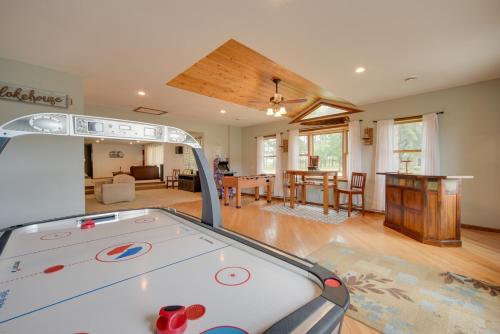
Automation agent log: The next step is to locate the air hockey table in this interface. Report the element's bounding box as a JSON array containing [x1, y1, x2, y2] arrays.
[[0, 113, 349, 334]]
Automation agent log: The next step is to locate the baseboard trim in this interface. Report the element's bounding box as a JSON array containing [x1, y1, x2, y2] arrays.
[[461, 224, 500, 233]]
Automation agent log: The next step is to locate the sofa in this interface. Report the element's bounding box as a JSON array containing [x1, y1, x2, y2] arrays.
[[94, 174, 136, 204]]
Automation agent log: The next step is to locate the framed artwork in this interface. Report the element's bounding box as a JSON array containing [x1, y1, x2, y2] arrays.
[[109, 151, 124, 158]]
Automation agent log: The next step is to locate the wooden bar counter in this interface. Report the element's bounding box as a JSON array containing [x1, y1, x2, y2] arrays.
[[377, 173, 473, 247]]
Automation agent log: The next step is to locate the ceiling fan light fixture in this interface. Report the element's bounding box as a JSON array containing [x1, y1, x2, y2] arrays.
[[253, 78, 307, 116]]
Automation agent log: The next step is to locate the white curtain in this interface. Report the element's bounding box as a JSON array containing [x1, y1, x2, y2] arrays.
[[373, 119, 398, 211], [256, 136, 264, 174], [287, 129, 300, 170], [184, 137, 202, 171], [347, 120, 362, 180], [273, 133, 283, 197], [421, 113, 440, 175], [144, 143, 164, 165]]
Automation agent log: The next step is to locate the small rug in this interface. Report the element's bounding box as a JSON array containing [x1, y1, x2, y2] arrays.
[[308, 242, 500, 334], [85, 188, 201, 214], [260, 203, 358, 224]]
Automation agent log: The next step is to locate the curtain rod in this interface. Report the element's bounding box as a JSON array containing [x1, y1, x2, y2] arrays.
[[254, 132, 283, 139], [253, 111, 444, 138], [372, 111, 444, 123], [254, 123, 347, 138]]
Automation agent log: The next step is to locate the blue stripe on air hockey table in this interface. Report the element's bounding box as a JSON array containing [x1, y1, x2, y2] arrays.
[[0, 245, 229, 325]]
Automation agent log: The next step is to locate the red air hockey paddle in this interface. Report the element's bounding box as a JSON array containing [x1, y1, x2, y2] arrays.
[[156, 305, 187, 334], [81, 219, 95, 229]]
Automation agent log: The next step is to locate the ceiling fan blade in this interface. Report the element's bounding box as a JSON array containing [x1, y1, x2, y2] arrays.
[[248, 100, 270, 104], [282, 98, 308, 104]]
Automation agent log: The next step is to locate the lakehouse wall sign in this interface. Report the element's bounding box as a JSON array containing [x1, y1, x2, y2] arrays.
[[0, 81, 69, 108]]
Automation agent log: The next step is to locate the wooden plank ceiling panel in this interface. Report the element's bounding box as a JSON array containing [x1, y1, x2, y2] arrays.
[[167, 39, 358, 118]]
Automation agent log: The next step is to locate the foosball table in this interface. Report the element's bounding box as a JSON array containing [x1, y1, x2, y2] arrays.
[[223, 175, 274, 208]]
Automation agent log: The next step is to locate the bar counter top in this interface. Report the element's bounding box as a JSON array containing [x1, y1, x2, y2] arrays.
[[377, 172, 473, 180]]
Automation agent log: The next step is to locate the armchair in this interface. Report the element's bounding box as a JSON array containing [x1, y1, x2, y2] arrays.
[[94, 174, 136, 204]]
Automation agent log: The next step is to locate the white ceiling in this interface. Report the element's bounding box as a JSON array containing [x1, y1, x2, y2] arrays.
[[1, 0, 499, 127]]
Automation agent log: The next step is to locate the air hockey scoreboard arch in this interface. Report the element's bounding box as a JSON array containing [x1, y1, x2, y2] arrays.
[[0, 114, 349, 333]]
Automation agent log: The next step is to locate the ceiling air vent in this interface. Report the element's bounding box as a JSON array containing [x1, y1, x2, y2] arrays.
[[133, 106, 168, 115]]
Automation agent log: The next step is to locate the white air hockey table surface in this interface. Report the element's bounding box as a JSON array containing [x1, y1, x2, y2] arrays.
[[0, 209, 348, 334]]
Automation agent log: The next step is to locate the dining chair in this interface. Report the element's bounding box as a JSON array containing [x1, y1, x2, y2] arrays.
[[335, 172, 367, 217], [166, 169, 180, 188]]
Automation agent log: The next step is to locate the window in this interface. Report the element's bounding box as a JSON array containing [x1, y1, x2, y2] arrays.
[[303, 104, 347, 120], [298, 128, 347, 177], [262, 137, 277, 173], [394, 120, 423, 173], [183, 136, 203, 171], [313, 132, 344, 174], [144, 143, 164, 166], [298, 135, 309, 170]]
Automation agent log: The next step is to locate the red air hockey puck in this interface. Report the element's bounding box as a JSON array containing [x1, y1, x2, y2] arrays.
[[186, 304, 206, 320], [81, 219, 95, 229]]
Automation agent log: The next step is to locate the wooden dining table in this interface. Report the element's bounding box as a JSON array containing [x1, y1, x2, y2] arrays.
[[287, 170, 338, 214]]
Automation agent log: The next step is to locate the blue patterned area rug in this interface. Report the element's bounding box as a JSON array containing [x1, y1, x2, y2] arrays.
[[260, 203, 358, 224], [308, 241, 500, 334]]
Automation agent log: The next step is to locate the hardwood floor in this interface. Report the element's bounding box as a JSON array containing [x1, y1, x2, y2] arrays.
[[171, 197, 500, 334]]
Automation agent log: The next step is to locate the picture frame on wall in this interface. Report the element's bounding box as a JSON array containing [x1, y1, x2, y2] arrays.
[[109, 150, 124, 158]]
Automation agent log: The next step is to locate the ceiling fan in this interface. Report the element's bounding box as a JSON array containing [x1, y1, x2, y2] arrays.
[[251, 78, 307, 117]]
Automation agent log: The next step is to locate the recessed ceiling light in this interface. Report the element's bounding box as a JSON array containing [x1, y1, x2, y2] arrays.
[[355, 67, 365, 73], [220, 109, 226, 114], [95, 139, 100, 143], [137, 91, 146, 96]]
